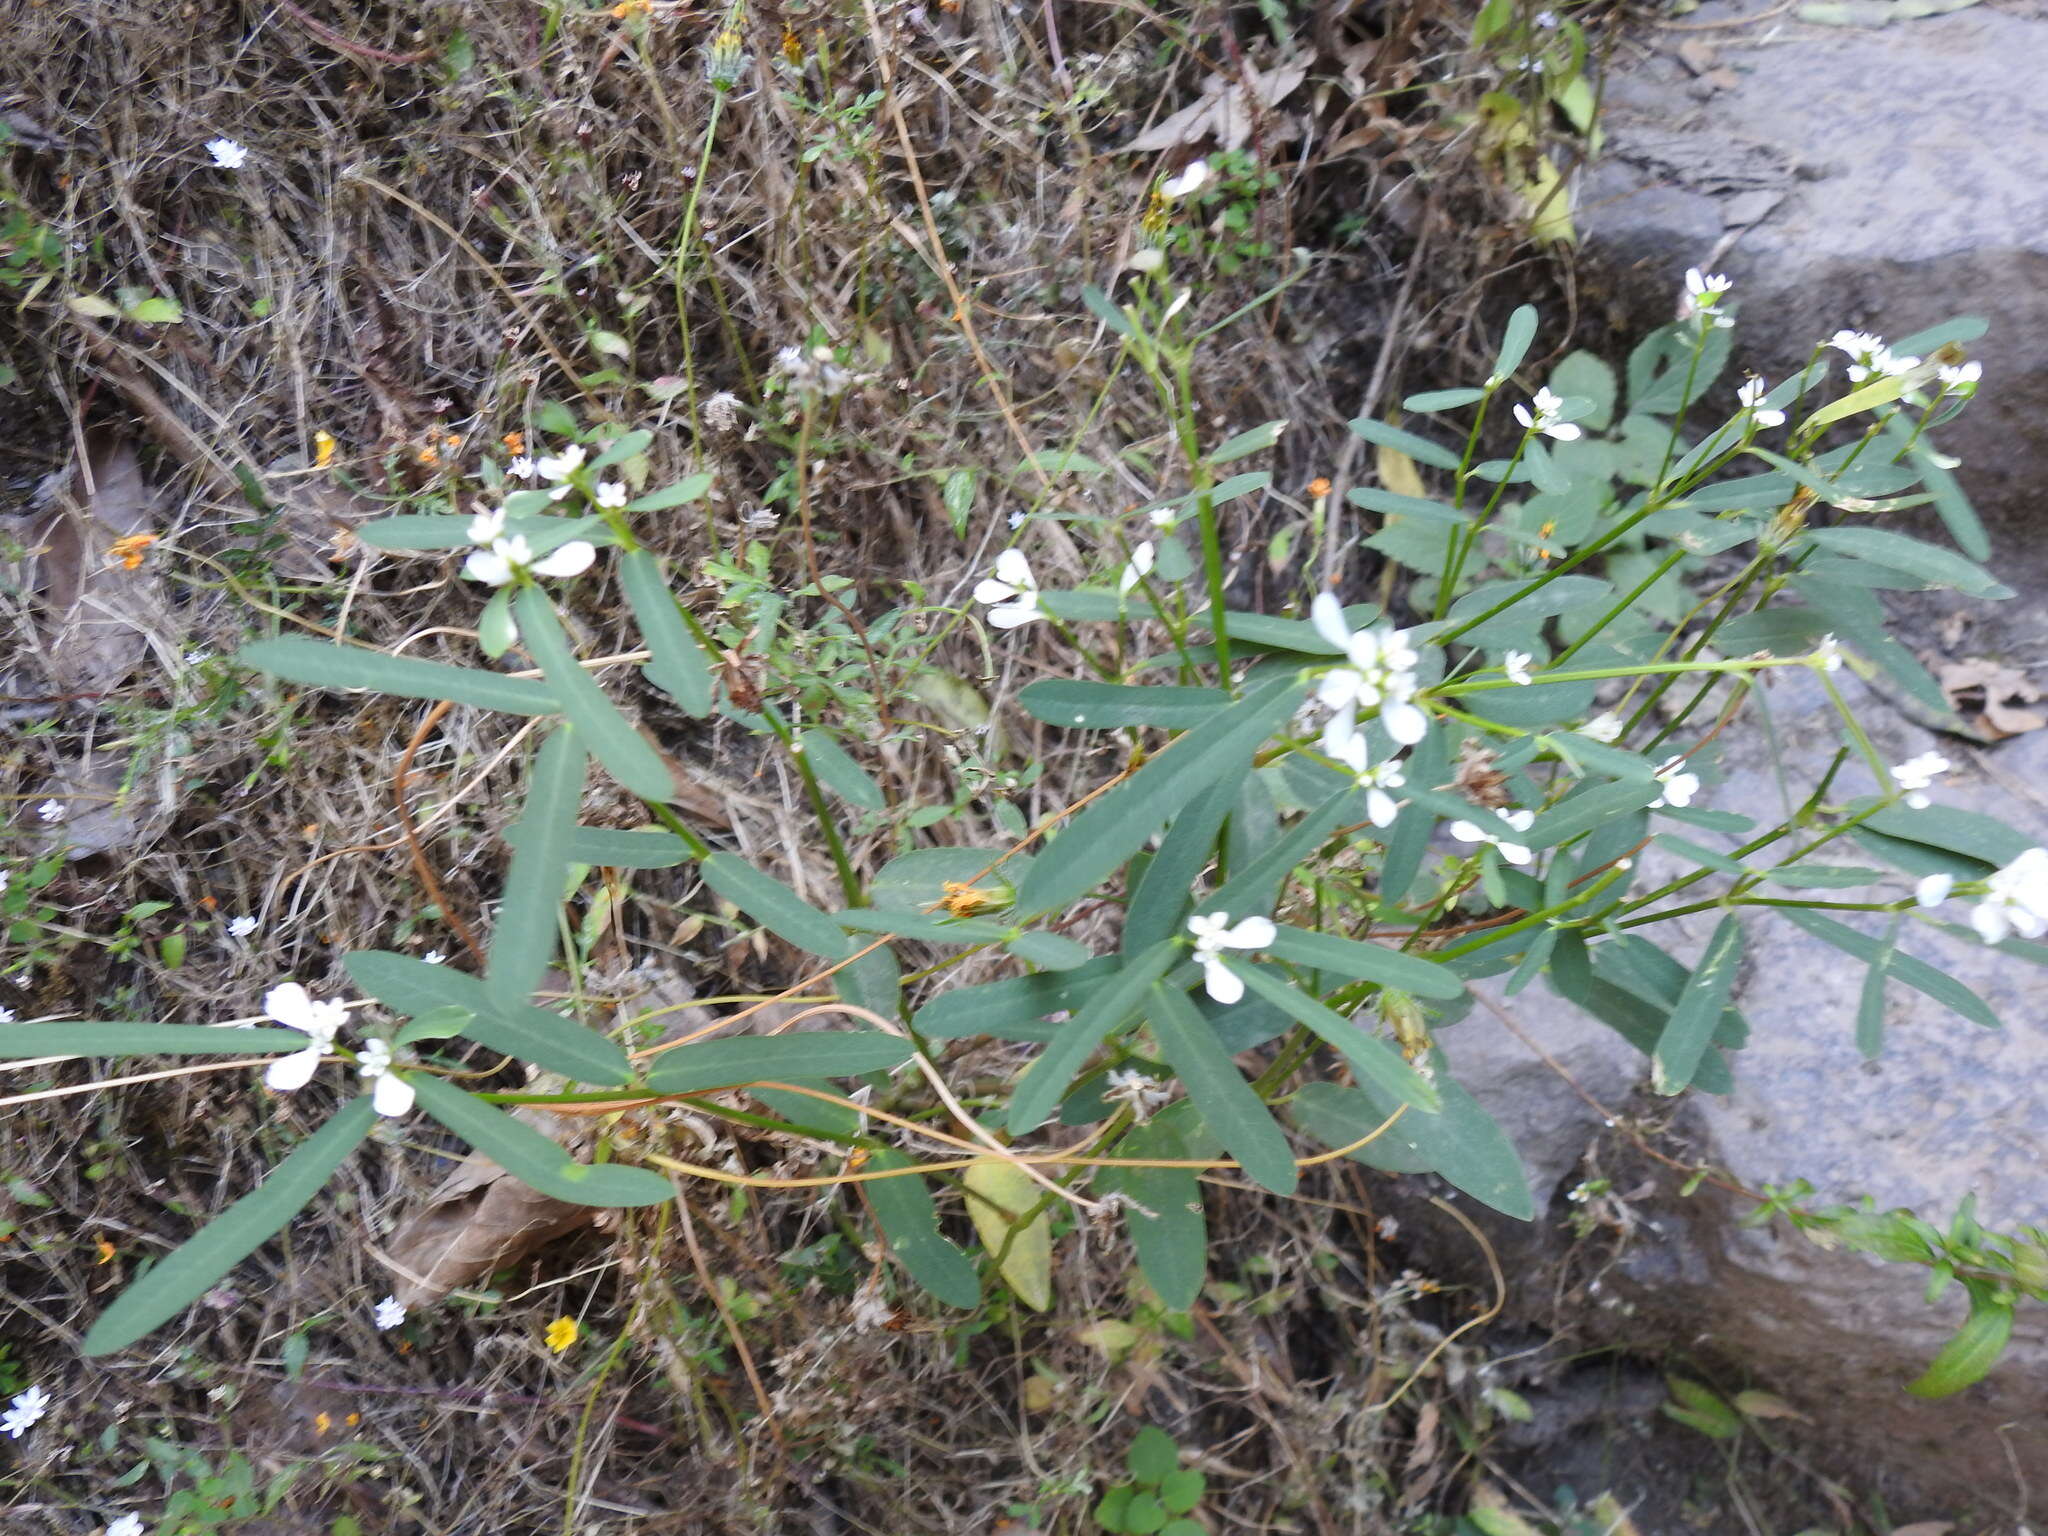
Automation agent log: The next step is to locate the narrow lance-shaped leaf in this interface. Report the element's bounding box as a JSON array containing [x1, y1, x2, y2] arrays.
[[504, 821, 691, 869], [1906, 1292, 2015, 1398], [701, 853, 854, 959], [486, 726, 587, 1013], [617, 548, 714, 717], [0, 1023, 305, 1059], [1018, 680, 1232, 731], [1123, 775, 1237, 957], [1262, 923, 1467, 1001], [238, 638, 562, 717], [861, 1149, 982, 1308], [84, 1098, 379, 1356], [408, 1074, 672, 1208], [1780, 908, 2000, 1032], [1228, 961, 1440, 1113], [644, 1031, 913, 1093], [1099, 1103, 1211, 1311], [1651, 915, 1745, 1095], [1009, 942, 1180, 1134], [511, 586, 674, 800], [1148, 984, 1297, 1195]]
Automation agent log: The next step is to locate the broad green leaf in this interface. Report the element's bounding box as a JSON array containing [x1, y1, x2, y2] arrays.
[[1906, 1294, 2014, 1398], [588, 428, 653, 471], [644, 1030, 912, 1092], [1492, 304, 1539, 384], [1100, 1104, 1211, 1310], [0, 1023, 305, 1059], [749, 1078, 865, 1137], [1887, 316, 1987, 356], [512, 588, 674, 799], [862, 1149, 982, 1307], [1287, 1081, 1432, 1174], [1803, 527, 2011, 599], [1008, 943, 1179, 1133], [343, 950, 632, 1084], [1128, 1424, 1180, 1482], [1781, 908, 2000, 1031], [238, 638, 561, 716], [1262, 923, 1466, 1001], [1549, 349, 1617, 431], [1005, 931, 1095, 971], [913, 958, 1120, 1041], [1598, 935, 1746, 1049], [356, 514, 475, 551], [869, 846, 1030, 910], [1378, 726, 1447, 906], [1148, 985, 1295, 1194], [834, 907, 1009, 945], [1445, 574, 1613, 647], [1018, 680, 1231, 730], [1290, 1069, 1534, 1219], [1855, 801, 2034, 868], [1198, 790, 1357, 928], [1802, 371, 1909, 429], [1346, 486, 1469, 526], [961, 1157, 1052, 1310], [1346, 416, 1462, 472], [395, 1005, 472, 1047], [1229, 963, 1440, 1112], [1403, 388, 1487, 413], [1015, 674, 1303, 918], [504, 821, 690, 869], [1524, 778, 1663, 850], [409, 1075, 672, 1207], [1208, 419, 1288, 464], [1124, 776, 1237, 956], [802, 732, 886, 810], [625, 471, 714, 512], [702, 853, 853, 958], [618, 549, 714, 717], [486, 727, 586, 1012], [83, 1098, 378, 1355], [1651, 915, 1745, 1094], [838, 942, 903, 1025]]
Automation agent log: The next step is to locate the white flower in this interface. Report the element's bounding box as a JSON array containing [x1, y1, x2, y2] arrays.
[[1512, 386, 1581, 441], [1309, 592, 1428, 754], [422, 950, 447, 965], [205, 137, 249, 169], [1104, 1068, 1175, 1121], [974, 548, 1043, 629], [227, 915, 259, 939], [1007, 509, 1026, 530], [1890, 751, 1951, 809], [1938, 361, 1982, 396], [773, 344, 855, 398], [462, 535, 597, 587], [1914, 873, 1955, 909], [1449, 809, 1537, 866], [1118, 540, 1155, 596], [507, 456, 537, 479], [1813, 634, 1844, 673], [1581, 710, 1623, 743], [1331, 735, 1406, 827], [1736, 376, 1786, 428], [1160, 159, 1209, 199], [1148, 504, 1179, 528], [1186, 912, 1277, 1005], [535, 445, 586, 482], [466, 506, 507, 546], [355, 1038, 415, 1118], [106, 1517, 146, 1536], [0, 1008, 14, 1024], [373, 1295, 407, 1332], [37, 799, 65, 823], [3, 1385, 50, 1438], [1971, 847, 2048, 944], [262, 982, 347, 1092], [702, 391, 742, 433], [1649, 755, 1700, 809], [1503, 650, 1534, 686], [1679, 268, 1733, 326], [1127, 248, 1166, 274], [1534, 8, 1559, 23], [595, 481, 628, 509], [1828, 330, 1918, 383]]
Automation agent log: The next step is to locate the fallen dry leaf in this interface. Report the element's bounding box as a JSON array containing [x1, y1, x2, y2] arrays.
[[33, 430, 169, 697], [1937, 657, 2045, 738], [1126, 57, 1310, 154]]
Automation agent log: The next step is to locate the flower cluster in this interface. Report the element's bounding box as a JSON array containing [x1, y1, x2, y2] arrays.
[[1828, 330, 1919, 383], [1187, 913, 1275, 1005], [263, 982, 414, 1118], [1890, 751, 1950, 810], [2, 1385, 49, 1438], [462, 505, 597, 588], [1736, 376, 1786, 429], [1678, 268, 1732, 328], [1309, 593, 1427, 755], [1968, 847, 2048, 945], [1331, 734, 1407, 827], [974, 548, 1042, 628], [1449, 808, 1536, 866], [1512, 386, 1582, 442]]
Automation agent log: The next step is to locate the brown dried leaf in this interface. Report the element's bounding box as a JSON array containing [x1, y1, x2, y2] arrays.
[[34, 431, 168, 697], [1937, 657, 2045, 738], [1450, 738, 1512, 808], [1125, 58, 1310, 154]]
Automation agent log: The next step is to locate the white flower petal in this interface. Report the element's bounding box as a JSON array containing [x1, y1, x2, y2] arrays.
[[530, 540, 597, 579], [463, 548, 514, 586], [1382, 699, 1428, 746], [1220, 916, 1276, 951], [1200, 955, 1245, 1005], [986, 598, 1043, 629], [371, 1070, 416, 1118], [992, 548, 1034, 590], [1915, 874, 1955, 909], [1310, 591, 1352, 653], [264, 1045, 324, 1092]]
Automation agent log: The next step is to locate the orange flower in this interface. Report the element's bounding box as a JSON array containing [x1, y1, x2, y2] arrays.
[[502, 431, 525, 455], [94, 1238, 116, 1265], [107, 532, 157, 570], [1307, 477, 1332, 498]]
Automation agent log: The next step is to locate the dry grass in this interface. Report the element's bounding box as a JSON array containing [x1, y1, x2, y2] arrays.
[[0, 1, 1613, 1530]]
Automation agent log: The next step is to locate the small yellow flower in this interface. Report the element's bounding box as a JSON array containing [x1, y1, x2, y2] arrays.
[[545, 1316, 578, 1353], [940, 880, 1003, 918], [313, 1411, 332, 1436], [313, 430, 337, 469], [107, 532, 157, 571], [94, 1238, 116, 1265]]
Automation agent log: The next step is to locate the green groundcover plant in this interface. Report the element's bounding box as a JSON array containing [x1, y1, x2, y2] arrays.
[[6, 236, 2043, 1447]]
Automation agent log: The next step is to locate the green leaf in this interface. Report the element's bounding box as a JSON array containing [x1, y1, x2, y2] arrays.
[[1158, 1468, 1205, 1516], [834, 908, 1010, 946], [1764, 863, 1890, 889], [644, 1031, 912, 1092], [625, 472, 714, 512], [1906, 1294, 2014, 1397], [1346, 486, 1470, 526], [505, 821, 690, 869], [409, 1075, 672, 1207], [802, 732, 886, 810], [1402, 388, 1487, 413], [1100, 1105, 1211, 1310], [913, 959, 1120, 1041], [1017, 680, 1231, 730], [512, 588, 675, 799], [1492, 304, 1539, 384], [1208, 419, 1288, 465], [1803, 527, 2011, 599], [238, 638, 562, 716], [1197, 789, 1358, 927], [125, 295, 183, 324], [702, 853, 853, 958], [1855, 801, 2035, 868], [1017, 448, 1108, 477], [395, 1005, 472, 1047], [869, 846, 1030, 910], [1445, 574, 1613, 647], [1524, 778, 1663, 850], [1662, 1376, 1742, 1439], [1081, 283, 1136, 337], [1127, 1425, 1180, 1483], [1651, 915, 1745, 1095], [1289, 1075, 1533, 1219], [1346, 416, 1462, 472], [1549, 349, 1617, 431], [486, 727, 587, 1012], [0, 1023, 306, 1058], [1008, 943, 1179, 1133], [861, 1149, 982, 1307], [618, 549, 714, 717], [1124, 776, 1237, 956], [356, 514, 476, 551], [1004, 930, 1095, 971], [1014, 673, 1302, 918], [1147, 985, 1296, 1195], [1802, 371, 1910, 429], [1779, 908, 1999, 1031], [1262, 924, 1466, 1001], [83, 1098, 379, 1355], [1229, 963, 1439, 1112], [588, 428, 653, 471]]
